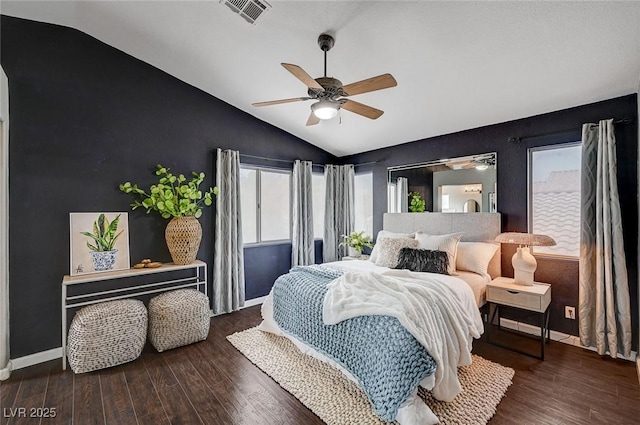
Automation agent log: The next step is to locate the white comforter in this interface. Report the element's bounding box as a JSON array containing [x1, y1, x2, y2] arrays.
[[323, 268, 484, 402]]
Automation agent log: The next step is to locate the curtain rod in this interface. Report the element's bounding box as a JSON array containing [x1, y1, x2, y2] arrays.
[[239, 153, 378, 168], [508, 118, 634, 143]]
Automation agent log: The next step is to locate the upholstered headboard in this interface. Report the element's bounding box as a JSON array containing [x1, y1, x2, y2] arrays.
[[383, 212, 502, 279]]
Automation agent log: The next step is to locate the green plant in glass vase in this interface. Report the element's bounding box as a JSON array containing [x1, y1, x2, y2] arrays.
[[119, 164, 218, 265], [340, 231, 373, 257]]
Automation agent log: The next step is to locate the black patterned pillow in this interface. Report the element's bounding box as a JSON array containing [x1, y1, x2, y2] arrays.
[[395, 248, 450, 275]]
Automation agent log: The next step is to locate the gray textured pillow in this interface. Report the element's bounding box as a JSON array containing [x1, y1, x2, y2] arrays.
[[374, 238, 419, 268], [369, 230, 415, 263]]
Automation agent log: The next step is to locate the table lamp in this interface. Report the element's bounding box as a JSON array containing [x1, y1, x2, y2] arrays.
[[494, 232, 556, 285]]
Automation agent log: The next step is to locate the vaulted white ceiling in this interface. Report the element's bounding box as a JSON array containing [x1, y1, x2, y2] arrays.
[[3, 1, 640, 156]]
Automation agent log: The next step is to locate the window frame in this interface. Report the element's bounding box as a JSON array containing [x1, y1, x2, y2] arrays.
[[241, 165, 292, 246], [527, 141, 582, 259]]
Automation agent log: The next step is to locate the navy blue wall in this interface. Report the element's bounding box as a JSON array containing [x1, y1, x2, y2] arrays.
[[343, 95, 638, 347], [1, 16, 335, 357]]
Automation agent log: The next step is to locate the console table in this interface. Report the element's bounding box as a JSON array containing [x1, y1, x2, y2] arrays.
[[61, 260, 207, 370]]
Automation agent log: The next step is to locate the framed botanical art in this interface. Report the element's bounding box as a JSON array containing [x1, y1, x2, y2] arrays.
[[69, 212, 130, 276]]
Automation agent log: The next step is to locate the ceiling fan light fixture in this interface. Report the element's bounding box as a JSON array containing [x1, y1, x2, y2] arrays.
[[311, 100, 339, 120], [475, 163, 489, 170]]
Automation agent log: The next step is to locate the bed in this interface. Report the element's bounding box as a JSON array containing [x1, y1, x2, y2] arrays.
[[259, 212, 501, 425]]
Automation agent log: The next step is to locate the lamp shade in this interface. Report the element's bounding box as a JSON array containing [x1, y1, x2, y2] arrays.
[[494, 232, 556, 285], [494, 232, 556, 247], [311, 100, 339, 120]]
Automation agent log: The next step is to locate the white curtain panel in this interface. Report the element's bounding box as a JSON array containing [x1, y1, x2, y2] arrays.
[[213, 148, 245, 315], [323, 164, 355, 262], [578, 119, 632, 358], [291, 160, 314, 266]]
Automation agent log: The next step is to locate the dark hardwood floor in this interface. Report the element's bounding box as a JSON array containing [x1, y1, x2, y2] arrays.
[[1, 305, 638, 425]]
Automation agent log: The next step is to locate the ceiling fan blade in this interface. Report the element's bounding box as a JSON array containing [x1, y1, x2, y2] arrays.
[[342, 73, 397, 96], [252, 97, 310, 107], [341, 99, 384, 120], [306, 112, 320, 126], [282, 63, 324, 91]]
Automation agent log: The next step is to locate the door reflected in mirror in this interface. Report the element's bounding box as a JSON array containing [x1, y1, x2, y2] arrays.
[[388, 153, 496, 213]]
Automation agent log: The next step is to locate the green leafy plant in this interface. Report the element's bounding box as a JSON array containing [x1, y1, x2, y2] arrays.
[[409, 192, 426, 213], [81, 213, 123, 252], [339, 231, 374, 254], [119, 165, 218, 219]]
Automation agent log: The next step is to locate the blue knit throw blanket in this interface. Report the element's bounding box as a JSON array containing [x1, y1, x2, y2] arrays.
[[272, 265, 437, 421]]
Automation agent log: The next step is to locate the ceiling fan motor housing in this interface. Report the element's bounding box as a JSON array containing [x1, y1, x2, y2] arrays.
[[309, 77, 344, 99]]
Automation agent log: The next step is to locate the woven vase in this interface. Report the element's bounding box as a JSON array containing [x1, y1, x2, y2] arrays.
[[165, 216, 202, 265]]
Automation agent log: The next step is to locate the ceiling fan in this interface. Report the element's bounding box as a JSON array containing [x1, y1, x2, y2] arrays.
[[459, 155, 496, 170], [252, 33, 397, 126]]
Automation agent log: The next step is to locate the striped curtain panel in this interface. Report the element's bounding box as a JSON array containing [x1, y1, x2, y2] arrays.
[[323, 164, 355, 262], [213, 148, 245, 315], [578, 119, 632, 358], [291, 160, 314, 266]]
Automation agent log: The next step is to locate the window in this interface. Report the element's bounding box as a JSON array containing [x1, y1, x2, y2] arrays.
[[312, 173, 325, 239], [529, 143, 582, 257], [239, 168, 257, 243], [354, 172, 373, 237], [240, 166, 291, 244]]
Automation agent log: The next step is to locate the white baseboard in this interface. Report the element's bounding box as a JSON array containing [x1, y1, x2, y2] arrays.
[[10, 347, 62, 371], [243, 296, 267, 308], [209, 296, 266, 317], [0, 360, 11, 380], [498, 317, 637, 362]]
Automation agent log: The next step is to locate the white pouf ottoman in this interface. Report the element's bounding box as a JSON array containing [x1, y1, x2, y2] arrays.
[[67, 299, 147, 373], [148, 289, 210, 352]]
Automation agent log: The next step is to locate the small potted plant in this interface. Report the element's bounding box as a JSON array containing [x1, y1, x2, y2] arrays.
[[120, 164, 218, 265], [340, 231, 373, 258], [409, 192, 426, 212], [80, 213, 123, 271]]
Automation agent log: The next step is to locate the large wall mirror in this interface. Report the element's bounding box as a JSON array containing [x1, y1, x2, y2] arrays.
[[387, 153, 497, 213]]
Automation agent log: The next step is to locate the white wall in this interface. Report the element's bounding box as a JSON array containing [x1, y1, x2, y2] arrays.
[[0, 64, 10, 380]]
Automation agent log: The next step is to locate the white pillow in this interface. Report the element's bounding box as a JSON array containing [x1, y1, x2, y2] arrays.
[[374, 238, 419, 268], [414, 232, 463, 275], [456, 242, 499, 280], [369, 230, 415, 263]]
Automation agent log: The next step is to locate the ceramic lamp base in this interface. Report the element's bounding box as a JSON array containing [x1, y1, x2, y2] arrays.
[[512, 246, 536, 286]]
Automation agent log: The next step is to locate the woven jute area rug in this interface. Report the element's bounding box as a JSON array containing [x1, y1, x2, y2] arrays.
[[227, 327, 514, 425]]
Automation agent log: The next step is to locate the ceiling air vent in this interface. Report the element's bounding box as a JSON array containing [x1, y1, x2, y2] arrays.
[[222, 0, 272, 25]]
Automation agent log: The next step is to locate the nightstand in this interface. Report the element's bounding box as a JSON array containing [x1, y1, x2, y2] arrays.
[[342, 255, 369, 261], [486, 277, 551, 360]]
